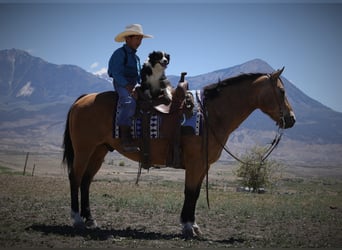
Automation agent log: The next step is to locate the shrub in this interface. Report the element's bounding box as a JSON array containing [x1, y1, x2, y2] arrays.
[[235, 146, 282, 192]]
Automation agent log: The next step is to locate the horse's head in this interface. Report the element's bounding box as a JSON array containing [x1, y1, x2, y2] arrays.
[[256, 67, 296, 129]]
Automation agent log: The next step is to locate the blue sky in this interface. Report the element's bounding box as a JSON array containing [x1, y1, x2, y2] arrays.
[[1, 0, 341, 112]]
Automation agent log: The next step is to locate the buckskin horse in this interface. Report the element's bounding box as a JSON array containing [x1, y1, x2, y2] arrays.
[[62, 67, 295, 237]]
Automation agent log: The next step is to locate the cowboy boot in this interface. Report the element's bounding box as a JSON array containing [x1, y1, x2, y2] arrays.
[[119, 126, 140, 152]]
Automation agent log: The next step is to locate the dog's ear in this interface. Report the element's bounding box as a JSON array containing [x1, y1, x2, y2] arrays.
[[165, 53, 170, 64], [149, 51, 158, 61]]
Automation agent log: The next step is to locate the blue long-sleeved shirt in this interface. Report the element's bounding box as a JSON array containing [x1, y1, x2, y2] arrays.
[[107, 44, 141, 87]]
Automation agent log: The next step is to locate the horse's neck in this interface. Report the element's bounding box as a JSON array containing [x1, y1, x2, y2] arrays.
[[206, 83, 258, 137]]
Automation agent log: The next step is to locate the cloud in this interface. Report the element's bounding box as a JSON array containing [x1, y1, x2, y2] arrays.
[[17, 81, 34, 97], [90, 62, 99, 69], [93, 67, 107, 76]]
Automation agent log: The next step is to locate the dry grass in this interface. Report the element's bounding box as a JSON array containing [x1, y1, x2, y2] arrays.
[[0, 166, 341, 248]]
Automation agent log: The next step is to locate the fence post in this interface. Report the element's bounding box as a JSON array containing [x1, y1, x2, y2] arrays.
[[32, 164, 36, 176], [23, 152, 29, 176]]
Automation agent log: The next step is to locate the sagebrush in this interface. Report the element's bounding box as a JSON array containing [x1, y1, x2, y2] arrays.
[[235, 146, 282, 192]]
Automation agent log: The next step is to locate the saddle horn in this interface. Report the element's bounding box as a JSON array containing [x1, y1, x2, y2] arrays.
[[179, 72, 187, 83]]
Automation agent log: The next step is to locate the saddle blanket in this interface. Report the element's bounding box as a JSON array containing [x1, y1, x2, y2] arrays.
[[113, 90, 203, 138]]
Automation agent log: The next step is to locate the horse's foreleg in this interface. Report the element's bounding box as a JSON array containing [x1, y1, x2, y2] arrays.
[[181, 159, 208, 238], [180, 185, 203, 238]]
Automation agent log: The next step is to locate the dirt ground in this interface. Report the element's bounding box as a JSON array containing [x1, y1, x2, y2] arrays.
[[0, 151, 342, 247], [1, 168, 342, 248]]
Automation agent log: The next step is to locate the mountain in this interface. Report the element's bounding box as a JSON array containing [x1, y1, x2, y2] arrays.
[[0, 49, 341, 165], [168, 59, 342, 144], [0, 48, 112, 104], [0, 49, 112, 152]]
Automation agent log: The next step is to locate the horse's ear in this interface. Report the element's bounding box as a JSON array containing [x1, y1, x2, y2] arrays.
[[278, 66, 285, 75], [271, 66, 285, 80]]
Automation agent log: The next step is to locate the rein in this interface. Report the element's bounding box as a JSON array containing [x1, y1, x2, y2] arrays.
[[196, 74, 285, 208], [211, 124, 284, 165]]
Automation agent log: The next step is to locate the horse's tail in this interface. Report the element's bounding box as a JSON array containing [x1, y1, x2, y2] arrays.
[[62, 94, 87, 172]]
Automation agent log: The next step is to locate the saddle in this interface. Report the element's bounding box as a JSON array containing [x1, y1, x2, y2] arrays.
[[133, 72, 194, 169]]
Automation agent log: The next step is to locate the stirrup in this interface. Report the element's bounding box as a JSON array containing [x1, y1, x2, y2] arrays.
[[122, 143, 140, 153]]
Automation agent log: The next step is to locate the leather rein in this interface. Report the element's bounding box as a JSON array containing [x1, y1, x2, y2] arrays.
[[197, 73, 286, 207]]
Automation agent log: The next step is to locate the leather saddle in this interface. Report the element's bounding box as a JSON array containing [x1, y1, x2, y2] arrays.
[[133, 72, 194, 169], [134, 73, 193, 115]]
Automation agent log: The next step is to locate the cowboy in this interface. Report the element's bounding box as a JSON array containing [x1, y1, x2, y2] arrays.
[[108, 24, 153, 152]]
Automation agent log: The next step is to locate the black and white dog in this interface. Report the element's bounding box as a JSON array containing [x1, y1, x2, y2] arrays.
[[140, 51, 172, 100]]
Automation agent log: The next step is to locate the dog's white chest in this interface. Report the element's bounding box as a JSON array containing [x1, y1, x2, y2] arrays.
[[146, 65, 164, 90]]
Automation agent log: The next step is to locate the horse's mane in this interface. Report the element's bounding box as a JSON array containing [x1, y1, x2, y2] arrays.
[[203, 72, 265, 100]]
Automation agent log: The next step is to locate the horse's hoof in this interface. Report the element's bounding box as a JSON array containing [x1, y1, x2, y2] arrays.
[[85, 218, 98, 229], [182, 222, 202, 239], [71, 211, 85, 229], [193, 223, 202, 237], [182, 224, 194, 239], [73, 220, 86, 229]]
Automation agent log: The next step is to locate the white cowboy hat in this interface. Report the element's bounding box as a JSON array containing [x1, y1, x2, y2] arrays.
[[115, 24, 153, 42]]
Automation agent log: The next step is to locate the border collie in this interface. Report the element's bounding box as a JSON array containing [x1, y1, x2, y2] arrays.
[[140, 51, 172, 100]]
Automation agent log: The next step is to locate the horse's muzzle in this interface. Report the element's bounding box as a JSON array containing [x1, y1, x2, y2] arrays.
[[281, 111, 296, 129]]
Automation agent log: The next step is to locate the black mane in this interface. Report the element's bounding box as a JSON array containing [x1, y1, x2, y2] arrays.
[[203, 73, 265, 99]]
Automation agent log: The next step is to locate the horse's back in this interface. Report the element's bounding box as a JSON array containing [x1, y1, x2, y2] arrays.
[[69, 91, 117, 147], [73, 91, 116, 108]]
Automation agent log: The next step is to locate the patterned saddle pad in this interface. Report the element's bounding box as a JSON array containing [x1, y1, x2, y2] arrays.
[[113, 90, 203, 138]]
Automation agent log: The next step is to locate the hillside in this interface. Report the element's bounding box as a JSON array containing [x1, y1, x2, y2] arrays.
[[0, 49, 112, 151], [169, 59, 342, 144], [0, 49, 341, 165]]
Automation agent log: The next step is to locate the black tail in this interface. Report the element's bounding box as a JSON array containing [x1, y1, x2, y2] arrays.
[[62, 108, 73, 172], [62, 94, 87, 172]]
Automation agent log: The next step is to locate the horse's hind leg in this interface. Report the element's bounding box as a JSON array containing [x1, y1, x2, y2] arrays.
[[69, 150, 91, 228], [69, 170, 83, 227], [80, 145, 108, 228]]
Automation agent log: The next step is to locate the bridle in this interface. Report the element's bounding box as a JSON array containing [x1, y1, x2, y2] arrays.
[[198, 73, 286, 207], [199, 73, 286, 164]]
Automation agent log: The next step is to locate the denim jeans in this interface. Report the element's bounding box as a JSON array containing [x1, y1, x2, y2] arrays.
[[114, 82, 136, 126]]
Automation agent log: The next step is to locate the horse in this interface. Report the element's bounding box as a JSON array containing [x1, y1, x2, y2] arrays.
[[62, 67, 295, 237]]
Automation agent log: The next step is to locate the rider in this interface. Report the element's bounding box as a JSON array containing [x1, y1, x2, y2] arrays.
[[108, 24, 153, 152]]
